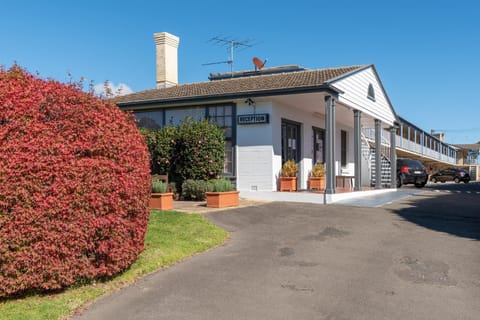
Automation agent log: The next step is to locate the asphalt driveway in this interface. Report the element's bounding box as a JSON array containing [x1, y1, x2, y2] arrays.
[[75, 193, 480, 320]]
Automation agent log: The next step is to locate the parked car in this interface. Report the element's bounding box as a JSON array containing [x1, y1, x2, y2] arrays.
[[430, 168, 470, 183], [396, 158, 428, 188]]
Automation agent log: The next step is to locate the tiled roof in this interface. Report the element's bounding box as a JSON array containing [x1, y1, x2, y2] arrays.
[[115, 65, 365, 105]]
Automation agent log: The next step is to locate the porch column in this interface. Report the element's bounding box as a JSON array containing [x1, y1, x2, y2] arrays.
[[390, 126, 397, 188], [375, 119, 382, 189], [325, 96, 336, 194], [353, 110, 362, 191]]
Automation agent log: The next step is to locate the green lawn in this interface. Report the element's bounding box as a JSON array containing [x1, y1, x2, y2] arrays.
[[0, 210, 228, 320]]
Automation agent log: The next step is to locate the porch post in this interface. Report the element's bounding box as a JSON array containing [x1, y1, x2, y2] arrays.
[[325, 95, 336, 194], [390, 126, 397, 188], [375, 119, 382, 189], [353, 110, 362, 191]]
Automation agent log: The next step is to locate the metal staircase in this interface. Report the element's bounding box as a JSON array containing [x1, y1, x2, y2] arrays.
[[370, 150, 392, 187], [361, 129, 392, 188]]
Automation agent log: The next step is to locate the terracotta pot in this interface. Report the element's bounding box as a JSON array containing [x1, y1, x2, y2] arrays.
[[308, 177, 325, 191], [279, 177, 297, 192], [149, 192, 174, 210], [205, 190, 240, 208]]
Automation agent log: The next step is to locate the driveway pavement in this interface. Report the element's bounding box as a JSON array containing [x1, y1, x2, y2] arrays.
[[75, 190, 480, 320]]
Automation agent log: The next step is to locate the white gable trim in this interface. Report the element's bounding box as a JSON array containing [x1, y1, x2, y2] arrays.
[[328, 65, 398, 126]]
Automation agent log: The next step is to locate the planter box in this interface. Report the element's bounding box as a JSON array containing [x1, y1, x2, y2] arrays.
[[205, 190, 240, 208], [279, 177, 297, 192], [149, 192, 174, 210], [308, 177, 325, 191]]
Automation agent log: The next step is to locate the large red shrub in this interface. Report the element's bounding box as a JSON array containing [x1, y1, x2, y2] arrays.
[[0, 66, 151, 297]]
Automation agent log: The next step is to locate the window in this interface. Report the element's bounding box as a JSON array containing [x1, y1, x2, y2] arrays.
[[208, 105, 234, 176], [367, 83, 375, 101], [165, 107, 205, 126], [341, 130, 347, 167], [134, 110, 164, 129]]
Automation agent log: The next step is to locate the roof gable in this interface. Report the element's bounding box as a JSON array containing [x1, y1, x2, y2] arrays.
[[328, 65, 398, 126]]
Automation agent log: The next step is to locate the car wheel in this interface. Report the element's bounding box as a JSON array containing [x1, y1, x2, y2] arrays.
[[454, 177, 460, 183], [431, 177, 437, 183], [464, 180, 469, 184], [441, 180, 446, 183], [415, 183, 426, 188], [396, 176, 402, 188]]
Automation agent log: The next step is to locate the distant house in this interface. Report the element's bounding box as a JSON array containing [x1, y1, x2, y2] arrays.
[[454, 144, 480, 180]]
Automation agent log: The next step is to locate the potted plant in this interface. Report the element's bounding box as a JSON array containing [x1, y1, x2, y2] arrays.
[[308, 163, 326, 191], [279, 160, 298, 191], [149, 180, 174, 210], [205, 178, 239, 208]]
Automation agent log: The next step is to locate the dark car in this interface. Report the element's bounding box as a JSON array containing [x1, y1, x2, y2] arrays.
[[397, 158, 428, 188], [430, 168, 470, 183]]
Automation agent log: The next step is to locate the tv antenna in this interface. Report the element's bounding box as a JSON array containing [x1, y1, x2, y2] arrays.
[[203, 36, 253, 76]]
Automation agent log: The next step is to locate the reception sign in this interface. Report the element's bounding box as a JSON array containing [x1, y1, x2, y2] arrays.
[[237, 113, 269, 125]]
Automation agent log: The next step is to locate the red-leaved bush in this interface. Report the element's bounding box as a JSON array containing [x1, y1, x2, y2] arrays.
[[0, 66, 151, 297]]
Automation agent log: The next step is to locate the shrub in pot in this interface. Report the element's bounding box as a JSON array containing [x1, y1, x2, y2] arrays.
[[150, 180, 174, 210], [206, 178, 239, 208], [308, 163, 326, 191], [279, 160, 298, 191]]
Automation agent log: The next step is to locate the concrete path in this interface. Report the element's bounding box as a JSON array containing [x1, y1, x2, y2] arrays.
[[333, 187, 424, 207], [74, 194, 480, 320]]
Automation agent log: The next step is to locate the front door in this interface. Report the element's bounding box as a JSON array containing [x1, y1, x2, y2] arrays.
[[281, 120, 301, 163], [313, 127, 325, 164]]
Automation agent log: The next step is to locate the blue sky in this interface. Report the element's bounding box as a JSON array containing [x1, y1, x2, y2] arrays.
[[1, 0, 479, 144]]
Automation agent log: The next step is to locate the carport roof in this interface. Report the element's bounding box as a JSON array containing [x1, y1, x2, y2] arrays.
[[115, 65, 366, 106]]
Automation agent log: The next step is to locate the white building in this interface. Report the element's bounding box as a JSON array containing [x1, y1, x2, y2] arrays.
[[116, 32, 401, 203]]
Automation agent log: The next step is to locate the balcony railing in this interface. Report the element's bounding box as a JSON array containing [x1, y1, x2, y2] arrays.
[[362, 128, 457, 164]]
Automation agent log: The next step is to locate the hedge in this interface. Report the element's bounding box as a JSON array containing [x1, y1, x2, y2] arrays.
[[0, 66, 151, 297]]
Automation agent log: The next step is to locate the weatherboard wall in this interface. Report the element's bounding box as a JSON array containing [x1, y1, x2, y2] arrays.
[[235, 101, 275, 191], [235, 98, 356, 191]]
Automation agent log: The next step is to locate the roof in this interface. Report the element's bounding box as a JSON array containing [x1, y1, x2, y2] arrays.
[[455, 144, 480, 151], [115, 65, 365, 106]]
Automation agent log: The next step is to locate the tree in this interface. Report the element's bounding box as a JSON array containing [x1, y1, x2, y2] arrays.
[[174, 117, 225, 183], [139, 117, 225, 190]]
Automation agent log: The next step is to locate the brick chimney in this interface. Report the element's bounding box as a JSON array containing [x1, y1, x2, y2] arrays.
[[153, 32, 179, 88]]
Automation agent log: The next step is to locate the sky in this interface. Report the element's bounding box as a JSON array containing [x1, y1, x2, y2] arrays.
[[1, 0, 479, 144]]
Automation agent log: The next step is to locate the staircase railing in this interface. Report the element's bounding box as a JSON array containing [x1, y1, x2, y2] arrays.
[[362, 129, 392, 187]]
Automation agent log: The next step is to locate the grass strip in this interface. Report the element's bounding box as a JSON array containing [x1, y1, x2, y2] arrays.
[[0, 210, 228, 320]]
